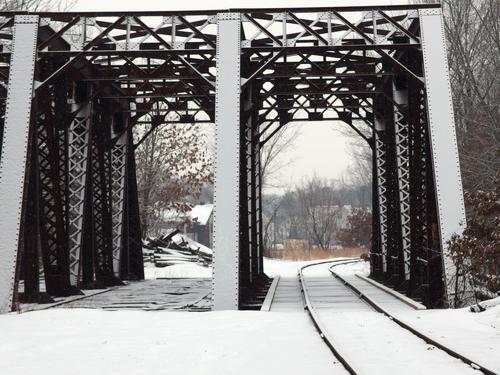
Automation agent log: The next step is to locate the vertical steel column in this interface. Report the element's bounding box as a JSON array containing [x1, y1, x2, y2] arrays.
[[121, 129, 144, 280], [242, 85, 260, 287], [419, 8, 468, 305], [20, 127, 41, 303], [393, 85, 411, 281], [382, 83, 404, 284], [239, 97, 251, 290], [249, 107, 259, 282], [110, 126, 127, 278], [408, 83, 435, 304], [212, 13, 241, 310], [406, 47, 430, 301], [0, 15, 38, 313], [67, 85, 92, 287], [370, 127, 382, 276], [89, 110, 115, 285], [374, 118, 388, 274], [253, 126, 263, 276], [80, 122, 96, 287], [37, 94, 71, 295]]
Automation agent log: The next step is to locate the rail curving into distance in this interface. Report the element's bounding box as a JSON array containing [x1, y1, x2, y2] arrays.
[[298, 259, 494, 375]]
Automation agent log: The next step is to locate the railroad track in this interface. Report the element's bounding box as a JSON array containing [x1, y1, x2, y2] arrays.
[[298, 259, 495, 375], [299, 258, 362, 374]]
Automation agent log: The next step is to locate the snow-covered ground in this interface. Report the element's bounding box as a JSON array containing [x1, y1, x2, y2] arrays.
[[396, 302, 500, 372], [1, 259, 498, 374], [0, 309, 339, 375], [141, 256, 329, 280], [143, 256, 354, 280], [144, 262, 212, 279], [264, 256, 355, 277]]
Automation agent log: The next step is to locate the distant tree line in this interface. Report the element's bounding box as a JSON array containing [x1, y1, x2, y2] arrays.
[[263, 176, 372, 252]]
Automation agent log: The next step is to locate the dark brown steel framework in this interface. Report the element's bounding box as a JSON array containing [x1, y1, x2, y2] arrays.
[[0, 3, 463, 310]]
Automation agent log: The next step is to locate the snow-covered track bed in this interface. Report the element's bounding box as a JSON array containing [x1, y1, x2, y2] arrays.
[[59, 279, 212, 311], [299, 259, 363, 374], [299, 260, 488, 375]]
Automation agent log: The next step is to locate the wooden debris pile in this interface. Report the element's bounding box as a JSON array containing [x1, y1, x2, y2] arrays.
[[143, 230, 212, 268]]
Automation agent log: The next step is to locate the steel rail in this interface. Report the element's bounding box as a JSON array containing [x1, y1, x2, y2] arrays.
[[298, 258, 363, 375], [329, 267, 495, 375]]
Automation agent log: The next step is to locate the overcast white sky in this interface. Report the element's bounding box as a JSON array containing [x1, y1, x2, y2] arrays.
[[73, 0, 408, 192]]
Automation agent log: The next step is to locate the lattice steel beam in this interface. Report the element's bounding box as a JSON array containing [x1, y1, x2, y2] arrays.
[[393, 85, 411, 281], [110, 126, 127, 277], [375, 124, 388, 274], [67, 86, 92, 287]]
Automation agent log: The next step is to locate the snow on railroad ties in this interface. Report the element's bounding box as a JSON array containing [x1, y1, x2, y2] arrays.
[[0, 309, 347, 375], [332, 262, 500, 373], [301, 263, 486, 374], [318, 310, 482, 375]]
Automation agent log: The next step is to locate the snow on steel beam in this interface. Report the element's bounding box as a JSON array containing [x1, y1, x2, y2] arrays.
[[231, 5, 440, 13], [0, 5, 441, 20]]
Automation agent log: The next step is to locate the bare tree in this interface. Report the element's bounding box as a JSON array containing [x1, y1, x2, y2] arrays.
[[296, 176, 341, 250], [263, 189, 306, 252], [345, 136, 372, 188], [443, 0, 499, 191], [0, 0, 75, 11], [134, 122, 213, 238], [262, 193, 283, 252], [410, 0, 499, 191], [260, 123, 301, 189], [332, 124, 373, 207]]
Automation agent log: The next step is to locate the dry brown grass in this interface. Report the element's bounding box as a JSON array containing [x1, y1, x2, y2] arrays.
[[268, 247, 368, 261]]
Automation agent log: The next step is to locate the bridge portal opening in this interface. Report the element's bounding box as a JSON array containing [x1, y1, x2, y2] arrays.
[[260, 120, 372, 264], [212, 5, 467, 310]]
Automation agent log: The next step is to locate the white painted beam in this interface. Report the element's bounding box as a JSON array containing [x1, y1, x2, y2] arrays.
[[0, 16, 39, 313], [212, 13, 241, 310], [419, 8, 468, 305]]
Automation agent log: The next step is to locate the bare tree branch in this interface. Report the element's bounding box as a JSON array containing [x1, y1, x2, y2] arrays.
[[0, 0, 75, 11], [412, 0, 499, 191], [260, 123, 301, 190]]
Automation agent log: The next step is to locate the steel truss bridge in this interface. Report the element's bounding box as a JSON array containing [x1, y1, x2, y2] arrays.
[[0, 3, 468, 313]]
